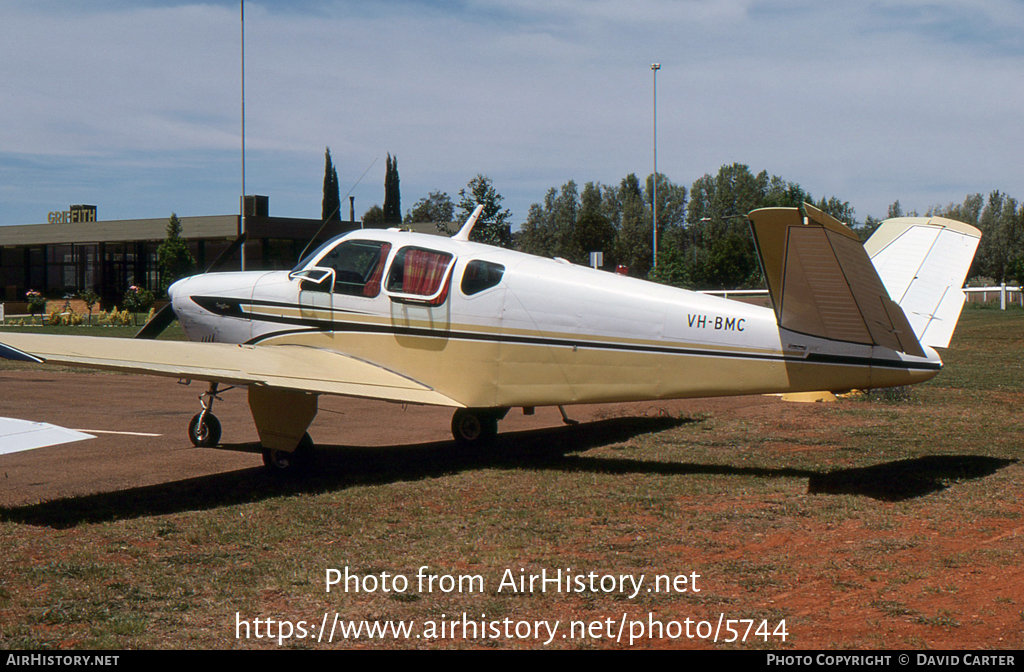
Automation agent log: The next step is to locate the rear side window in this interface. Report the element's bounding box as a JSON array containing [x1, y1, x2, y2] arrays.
[[461, 260, 505, 296], [386, 247, 454, 298]]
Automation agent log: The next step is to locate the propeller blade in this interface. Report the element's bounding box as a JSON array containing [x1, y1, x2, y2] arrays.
[[134, 303, 177, 340], [206, 232, 248, 273]]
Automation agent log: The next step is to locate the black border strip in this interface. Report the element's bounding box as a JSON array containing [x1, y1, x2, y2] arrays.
[[191, 295, 941, 373]]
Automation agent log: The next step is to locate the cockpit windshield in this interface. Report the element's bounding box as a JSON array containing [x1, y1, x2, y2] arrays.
[[292, 235, 346, 272]]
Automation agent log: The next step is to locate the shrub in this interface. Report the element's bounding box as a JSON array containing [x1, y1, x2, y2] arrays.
[[79, 289, 100, 323], [122, 286, 155, 325], [26, 290, 47, 316]]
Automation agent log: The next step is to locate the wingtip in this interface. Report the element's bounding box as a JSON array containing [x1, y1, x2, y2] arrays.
[[0, 341, 44, 364]]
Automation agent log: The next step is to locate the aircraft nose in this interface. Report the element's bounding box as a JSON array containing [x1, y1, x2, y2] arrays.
[[167, 276, 192, 308]]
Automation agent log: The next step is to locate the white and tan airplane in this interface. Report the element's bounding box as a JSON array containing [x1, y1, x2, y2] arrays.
[[0, 203, 980, 472]]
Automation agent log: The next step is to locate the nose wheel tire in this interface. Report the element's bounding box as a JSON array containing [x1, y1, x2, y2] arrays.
[[188, 412, 221, 447], [451, 409, 498, 447], [262, 433, 314, 475]]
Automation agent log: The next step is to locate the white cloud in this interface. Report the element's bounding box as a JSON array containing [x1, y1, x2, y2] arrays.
[[1, 0, 1023, 224]]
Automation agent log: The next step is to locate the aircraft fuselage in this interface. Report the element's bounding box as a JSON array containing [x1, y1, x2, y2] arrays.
[[169, 229, 941, 411]]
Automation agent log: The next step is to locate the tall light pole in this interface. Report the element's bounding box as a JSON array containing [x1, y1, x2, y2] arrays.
[[240, 0, 247, 271], [651, 63, 660, 269]]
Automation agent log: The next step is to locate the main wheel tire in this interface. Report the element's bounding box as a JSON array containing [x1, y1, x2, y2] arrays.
[[188, 412, 221, 447], [451, 409, 498, 447], [262, 432, 314, 475]]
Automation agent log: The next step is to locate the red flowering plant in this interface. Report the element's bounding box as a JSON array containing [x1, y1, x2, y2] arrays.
[[122, 285, 155, 325], [26, 290, 47, 317]]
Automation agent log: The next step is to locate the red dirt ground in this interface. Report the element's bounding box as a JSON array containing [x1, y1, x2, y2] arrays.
[[2, 370, 1022, 650]]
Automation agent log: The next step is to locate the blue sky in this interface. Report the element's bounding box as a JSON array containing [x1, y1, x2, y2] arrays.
[[2, 0, 1023, 227]]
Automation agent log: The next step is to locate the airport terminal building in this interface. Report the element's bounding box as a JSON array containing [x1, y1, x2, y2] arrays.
[[0, 197, 356, 307]]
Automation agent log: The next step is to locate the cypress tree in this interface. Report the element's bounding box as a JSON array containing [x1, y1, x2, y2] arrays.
[[383, 153, 401, 224], [322, 147, 341, 222], [157, 213, 196, 296]]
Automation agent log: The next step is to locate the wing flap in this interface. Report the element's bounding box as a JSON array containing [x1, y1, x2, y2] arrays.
[[0, 333, 462, 408]]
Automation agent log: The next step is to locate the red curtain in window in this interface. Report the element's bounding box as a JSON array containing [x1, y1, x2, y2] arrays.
[[362, 243, 392, 297], [403, 249, 450, 296]]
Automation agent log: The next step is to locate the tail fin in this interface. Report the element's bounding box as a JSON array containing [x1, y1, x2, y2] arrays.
[[864, 217, 981, 349], [748, 203, 924, 357]]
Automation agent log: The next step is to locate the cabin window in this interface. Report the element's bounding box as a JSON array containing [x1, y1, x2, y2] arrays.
[[386, 247, 454, 300], [317, 240, 392, 297], [461, 260, 505, 296]]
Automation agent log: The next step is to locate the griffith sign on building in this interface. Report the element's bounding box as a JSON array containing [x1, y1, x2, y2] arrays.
[[47, 205, 97, 225]]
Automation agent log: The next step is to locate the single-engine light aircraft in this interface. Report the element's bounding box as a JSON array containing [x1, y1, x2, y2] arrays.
[[0, 203, 980, 473]]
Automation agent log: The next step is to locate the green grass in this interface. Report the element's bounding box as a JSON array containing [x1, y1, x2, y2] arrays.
[[0, 319, 187, 340], [0, 319, 187, 371], [0, 310, 1023, 648]]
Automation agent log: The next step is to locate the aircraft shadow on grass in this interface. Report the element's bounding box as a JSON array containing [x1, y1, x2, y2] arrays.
[[1, 415, 1016, 528]]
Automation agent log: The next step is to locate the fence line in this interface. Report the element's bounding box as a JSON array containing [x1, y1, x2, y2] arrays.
[[697, 289, 770, 300], [963, 285, 1023, 309], [702, 285, 1023, 310]]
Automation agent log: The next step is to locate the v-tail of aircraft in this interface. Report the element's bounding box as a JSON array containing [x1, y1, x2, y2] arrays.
[[0, 203, 980, 473]]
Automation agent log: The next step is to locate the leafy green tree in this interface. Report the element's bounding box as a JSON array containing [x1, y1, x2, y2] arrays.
[[78, 288, 100, 324], [647, 172, 688, 271], [322, 147, 341, 222], [573, 182, 616, 265], [406, 190, 455, 224], [930, 193, 983, 227], [926, 191, 1022, 283], [383, 154, 401, 225], [762, 175, 813, 209], [687, 164, 767, 226], [611, 173, 652, 276], [362, 205, 385, 226], [887, 199, 903, 219], [683, 166, 764, 288], [518, 181, 578, 259], [456, 175, 513, 248], [518, 180, 619, 266], [815, 196, 856, 226], [972, 191, 1023, 283], [156, 213, 196, 296], [857, 215, 883, 241], [521, 163, 858, 290]]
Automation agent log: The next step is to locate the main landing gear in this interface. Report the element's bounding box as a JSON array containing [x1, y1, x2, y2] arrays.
[[261, 432, 314, 474], [185, 382, 317, 476], [451, 408, 508, 447], [188, 382, 225, 447]]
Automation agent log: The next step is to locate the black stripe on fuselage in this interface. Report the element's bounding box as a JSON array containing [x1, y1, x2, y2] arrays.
[[191, 295, 942, 372]]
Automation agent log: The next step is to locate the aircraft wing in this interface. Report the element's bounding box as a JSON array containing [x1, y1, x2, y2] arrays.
[[0, 417, 94, 454], [0, 333, 462, 408]]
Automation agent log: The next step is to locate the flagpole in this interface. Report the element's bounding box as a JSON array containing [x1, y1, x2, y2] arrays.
[[240, 0, 246, 271]]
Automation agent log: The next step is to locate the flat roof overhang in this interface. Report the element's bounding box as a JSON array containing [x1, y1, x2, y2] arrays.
[[0, 216, 353, 246]]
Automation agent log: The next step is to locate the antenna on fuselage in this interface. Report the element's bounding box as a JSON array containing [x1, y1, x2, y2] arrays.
[[452, 205, 485, 242]]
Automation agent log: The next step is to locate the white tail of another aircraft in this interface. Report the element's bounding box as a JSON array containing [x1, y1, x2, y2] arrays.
[[865, 216, 982, 349]]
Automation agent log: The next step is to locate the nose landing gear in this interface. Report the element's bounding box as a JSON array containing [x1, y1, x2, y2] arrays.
[[187, 382, 228, 447]]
